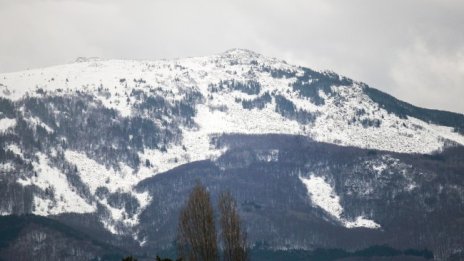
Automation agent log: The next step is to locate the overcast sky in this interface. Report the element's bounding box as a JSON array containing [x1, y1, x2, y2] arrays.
[[1, 0, 463, 113]]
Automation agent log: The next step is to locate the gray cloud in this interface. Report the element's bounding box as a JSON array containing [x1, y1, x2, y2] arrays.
[[0, 0, 463, 113]]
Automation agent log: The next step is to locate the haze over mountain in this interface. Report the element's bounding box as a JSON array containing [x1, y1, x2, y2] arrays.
[[0, 50, 463, 260]]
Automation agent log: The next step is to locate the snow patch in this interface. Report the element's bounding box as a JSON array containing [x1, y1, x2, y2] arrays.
[[256, 149, 279, 162], [64, 150, 152, 234], [0, 162, 14, 172], [22, 153, 96, 215], [345, 216, 381, 229], [0, 209, 12, 216], [372, 162, 388, 175], [6, 144, 23, 158], [24, 116, 54, 133], [299, 175, 380, 229], [300, 175, 343, 218], [65, 151, 136, 194], [0, 118, 16, 132]]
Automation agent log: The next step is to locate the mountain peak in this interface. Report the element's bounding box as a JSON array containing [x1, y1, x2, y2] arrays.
[[218, 48, 290, 68], [221, 48, 265, 62], [222, 48, 261, 56], [74, 57, 102, 63]]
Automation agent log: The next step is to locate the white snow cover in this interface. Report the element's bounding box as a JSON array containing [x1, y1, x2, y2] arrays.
[[64, 151, 151, 234], [370, 155, 419, 192], [17, 153, 96, 215], [299, 175, 380, 229], [256, 149, 279, 162], [1, 49, 462, 234], [0, 118, 16, 132], [0, 49, 462, 155], [65, 151, 138, 194], [23, 116, 54, 133], [307, 85, 464, 154], [6, 144, 23, 158], [0, 162, 14, 172]]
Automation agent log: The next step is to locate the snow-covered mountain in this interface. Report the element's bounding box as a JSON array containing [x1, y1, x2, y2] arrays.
[[0, 49, 463, 260], [2, 49, 463, 154]]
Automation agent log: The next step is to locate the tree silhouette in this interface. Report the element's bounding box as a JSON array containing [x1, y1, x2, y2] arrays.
[[177, 182, 218, 261], [156, 256, 182, 261], [218, 191, 248, 261]]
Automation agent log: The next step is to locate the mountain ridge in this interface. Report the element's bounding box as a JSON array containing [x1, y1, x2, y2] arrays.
[[1, 49, 462, 154]]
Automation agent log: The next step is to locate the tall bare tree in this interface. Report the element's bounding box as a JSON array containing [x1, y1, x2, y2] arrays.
[[218, 191, 248, 261], [177, 183, 218, 261]]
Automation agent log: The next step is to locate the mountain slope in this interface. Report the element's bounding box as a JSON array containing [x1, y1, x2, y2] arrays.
[[135, 134, 464, 259], [0, 215, 125, 261], [1, 49, 463, 155], [0, 49, 463, 260]]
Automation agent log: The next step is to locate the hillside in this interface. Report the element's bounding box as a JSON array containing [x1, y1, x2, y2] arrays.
[[0, 49, 463, 260]]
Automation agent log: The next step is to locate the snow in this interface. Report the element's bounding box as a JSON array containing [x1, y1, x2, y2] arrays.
[[300, 175, 344, 218], [16, 178, 31, 187], [345, 216, 381, 229], [6, 144, 23, 158], [364, 155, 401, 173], [300, 175, 380, 229], [256, 149, 279, 162], [361, 155, 418, 194], [1, 49, 462, 234], [0, 50, 462, 155], [371, 162, 388, 175], [0, 162, 14, 172], [24, 116, 54, 133], [406, 183, 417, 191], [195, 99, 301, 135], [18, 153, 96, 215], [100, 218, 119, 235], [306, 84, 464, 154], [136, 90, 299, 174], [0, 209, 12, 216], [65, 151, 136, 194], [64, 150, 152, 234], [0, 118, 16, 132]]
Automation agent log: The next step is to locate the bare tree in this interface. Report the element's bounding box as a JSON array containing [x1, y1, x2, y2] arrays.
[[177, 183, 218, 261], [218, 191, 248, 261]]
